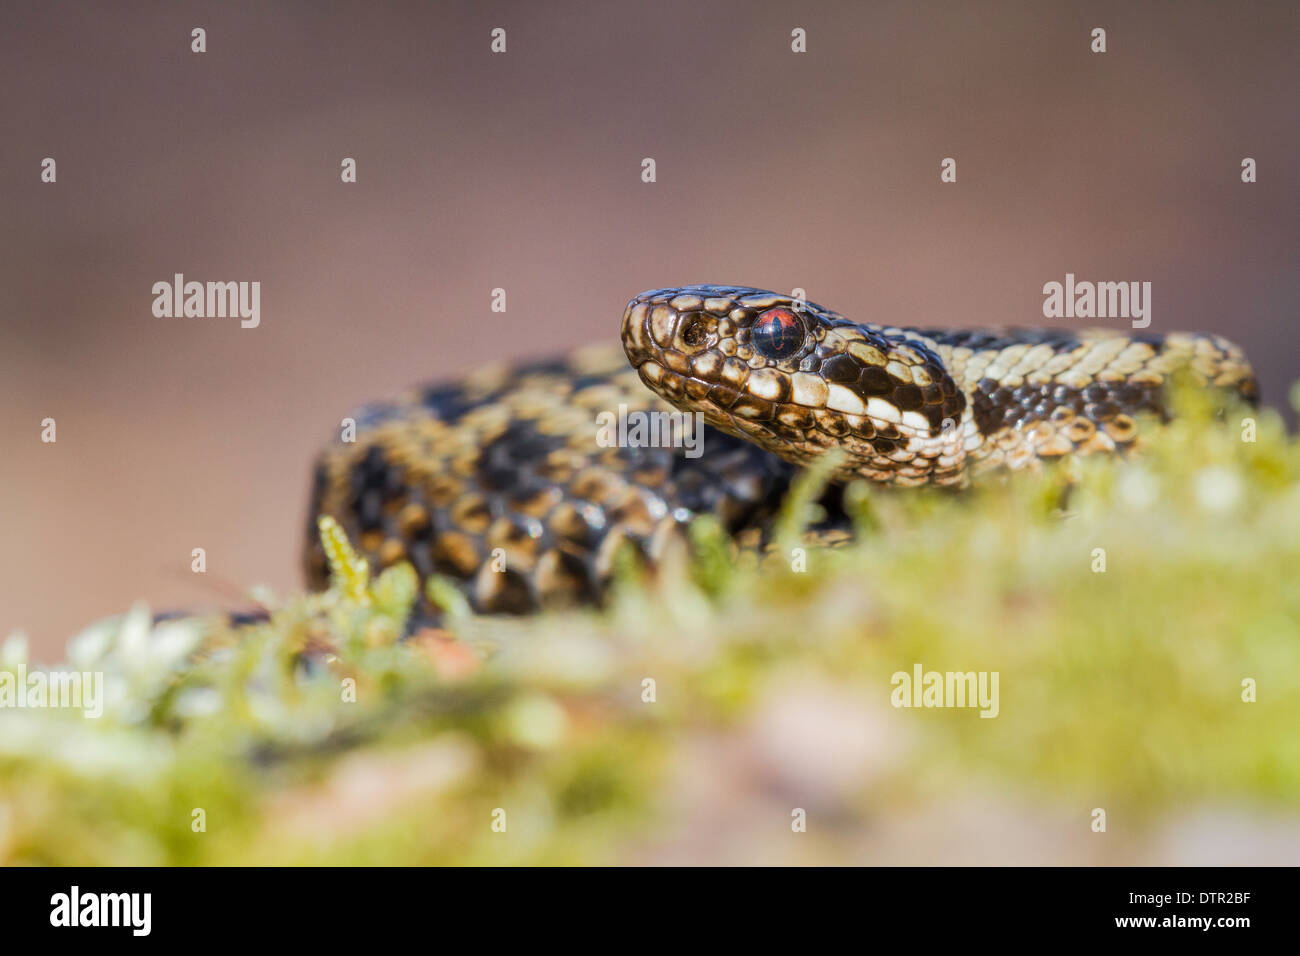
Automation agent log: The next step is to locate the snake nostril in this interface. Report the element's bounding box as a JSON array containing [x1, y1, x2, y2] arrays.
[[680, 313, 708, 348]]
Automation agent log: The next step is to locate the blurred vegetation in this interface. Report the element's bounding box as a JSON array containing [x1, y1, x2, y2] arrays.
[[2, 387, 1298, 864]]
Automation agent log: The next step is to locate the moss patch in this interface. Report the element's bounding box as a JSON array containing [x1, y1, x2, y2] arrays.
[[2, 390, 1297, 864]]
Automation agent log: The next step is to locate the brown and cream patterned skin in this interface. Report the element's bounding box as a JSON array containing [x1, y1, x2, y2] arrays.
[[306, 284, 1256, 615], [622, 285, 1257, 486], [305, 345, 795, 615]]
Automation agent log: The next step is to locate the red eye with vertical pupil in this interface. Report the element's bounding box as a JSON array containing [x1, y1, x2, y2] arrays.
[[752, 308, 805, 360]]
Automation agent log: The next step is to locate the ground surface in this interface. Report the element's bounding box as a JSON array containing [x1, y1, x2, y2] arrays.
[[2, 387, 1298, 865]]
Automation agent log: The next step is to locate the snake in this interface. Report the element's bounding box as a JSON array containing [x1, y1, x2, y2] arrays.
[[304, 285, 1257, 616]]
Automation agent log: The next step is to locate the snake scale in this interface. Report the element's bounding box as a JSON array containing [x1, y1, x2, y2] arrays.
[[305, 285, 1256, 615]]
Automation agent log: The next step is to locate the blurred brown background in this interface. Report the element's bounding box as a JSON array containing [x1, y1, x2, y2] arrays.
[[2, 0, 1296, 655]]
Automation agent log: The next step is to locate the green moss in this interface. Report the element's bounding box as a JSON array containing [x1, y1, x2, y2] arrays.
[[1, 391, 1297, 863]]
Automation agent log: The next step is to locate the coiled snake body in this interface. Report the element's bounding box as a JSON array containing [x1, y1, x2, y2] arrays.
[[306, 285, 1256, 614]]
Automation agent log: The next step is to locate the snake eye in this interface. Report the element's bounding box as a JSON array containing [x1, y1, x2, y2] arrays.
[[752, 308, 806, 360]]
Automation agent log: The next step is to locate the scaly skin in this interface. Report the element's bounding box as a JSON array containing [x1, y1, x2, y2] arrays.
[[305, 285, 1256, 615], [621, 285, 1257, 487]]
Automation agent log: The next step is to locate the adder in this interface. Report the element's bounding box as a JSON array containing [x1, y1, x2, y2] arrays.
[[304, 285, 1256, 615]]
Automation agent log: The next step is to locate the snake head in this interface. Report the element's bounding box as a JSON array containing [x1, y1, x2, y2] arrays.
[[621, 285, 969, 485]]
